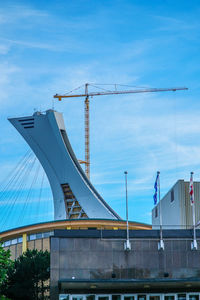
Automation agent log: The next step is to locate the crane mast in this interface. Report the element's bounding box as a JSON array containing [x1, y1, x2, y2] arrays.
[[85, 83, 90, 179], [54, 84, 188, 180]]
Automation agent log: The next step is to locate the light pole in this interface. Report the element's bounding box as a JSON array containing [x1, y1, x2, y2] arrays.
[[124, 171, 131, 251]]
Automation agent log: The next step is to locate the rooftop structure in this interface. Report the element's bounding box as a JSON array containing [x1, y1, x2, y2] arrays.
[[152, 180, 200, 229]]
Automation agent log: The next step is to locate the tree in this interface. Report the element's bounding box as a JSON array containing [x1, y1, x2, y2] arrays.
[[0, 242, 12, 291], [2, 249, 50, 300]]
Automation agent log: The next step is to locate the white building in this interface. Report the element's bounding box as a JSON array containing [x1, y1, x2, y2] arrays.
[[9, 110, 121, 221], [152, 179, 200, 229]]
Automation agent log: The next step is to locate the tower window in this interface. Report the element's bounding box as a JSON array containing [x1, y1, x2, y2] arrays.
[[171, 189, 174, 202]]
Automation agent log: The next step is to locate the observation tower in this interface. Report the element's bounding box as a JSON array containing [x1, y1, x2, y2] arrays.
[[8, 109, 120, 221]]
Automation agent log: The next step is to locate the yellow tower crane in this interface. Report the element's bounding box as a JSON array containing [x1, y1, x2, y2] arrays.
[[54, 83, 188, 180]]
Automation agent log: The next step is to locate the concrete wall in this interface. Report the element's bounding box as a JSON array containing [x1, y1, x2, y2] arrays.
[[50, 230, 200, 299]]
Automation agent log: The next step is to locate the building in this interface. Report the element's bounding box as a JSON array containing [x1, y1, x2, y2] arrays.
[[9, 109, 120, 221], [0, 219, 151, 260], [2, 221, 200, 300], [3, 110, 200, 300], [51, 228, 200, 300], [152, 180, 200, 229]]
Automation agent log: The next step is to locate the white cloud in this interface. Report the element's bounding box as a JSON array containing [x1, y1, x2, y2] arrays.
[[0, 44, 10, 54], [155, 15, 199, 32], [0, 5, 49, 24]]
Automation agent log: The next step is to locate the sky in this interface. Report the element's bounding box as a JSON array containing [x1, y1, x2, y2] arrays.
[[0, 0, 200, 231]]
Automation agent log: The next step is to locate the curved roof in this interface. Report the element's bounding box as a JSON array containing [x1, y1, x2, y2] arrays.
[[0, 219, 151, 241]]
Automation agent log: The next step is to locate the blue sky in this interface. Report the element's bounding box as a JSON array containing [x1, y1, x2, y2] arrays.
[[0, 0, 200, 231]]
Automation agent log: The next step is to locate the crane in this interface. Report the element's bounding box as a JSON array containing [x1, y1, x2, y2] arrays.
[[54, 83, 188, 179]]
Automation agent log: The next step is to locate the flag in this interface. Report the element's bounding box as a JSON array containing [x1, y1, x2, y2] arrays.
[[189, 172, 194, 205], [153, 172, 159, 205]]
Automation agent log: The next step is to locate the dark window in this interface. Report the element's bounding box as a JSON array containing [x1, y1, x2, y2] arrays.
[[138, 296, 146, 300], [36, 233, 42, 239], [124, 297, 134, 300], [112, 296, 121, 300], [171, 189, 174, 202], [43, 231, 53, 238], [178, 294, 186, 300], [165, 296, 175, 300], [155, 207, 158, 218], [18, 118, 34, 122], [189, 295, 199, 300], [86, 296, 95, 300], [24, 126, 34, 129], [21, 122, 34, 125]]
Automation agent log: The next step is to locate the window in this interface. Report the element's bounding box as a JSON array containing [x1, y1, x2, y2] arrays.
[[86, 296, 95, 300], [98, 297, 109, 300], [155, 207, 158, 218], [178, 294, 186, 300], [18, 237, 23, 243], [189, 295, 199, 300], [43, 232, 51, 238], [138, 295, 146, 300], [112, 296, 121, 300], [36, 233, 42, 239], [72, 297, 84, 300], [164, 296, 175, 300], [150, 297, 160, 300], [4, 240, 11, 247], [59, 295, 69, 300], [29, 234, 36, 241], [171, 189, 174, 202], [124, 296, 134, 300], [11, 238, 17, 245]]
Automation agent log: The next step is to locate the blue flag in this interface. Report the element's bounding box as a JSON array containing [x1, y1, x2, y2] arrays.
[[153, 173, 159, 205]]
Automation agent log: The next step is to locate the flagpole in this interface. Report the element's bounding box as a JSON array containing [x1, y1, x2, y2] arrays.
[[124, 171, 131, 251], [192, 201, 196, 244], [158, 171, 164, 250], [158, 172, 162, 239], [191, 172, 197, 250]]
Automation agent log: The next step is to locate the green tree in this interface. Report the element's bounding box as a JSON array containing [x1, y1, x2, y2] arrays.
[[0, 242, 12, 290], [2, 249, 50, 300]]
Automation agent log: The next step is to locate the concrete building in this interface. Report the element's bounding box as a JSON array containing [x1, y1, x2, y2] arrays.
[[152, 180, 200, 229], [51, 228, 200, 300], [0, 220, 151, 260], [9, 110, 120, 221], [2, 223, 200, 300]]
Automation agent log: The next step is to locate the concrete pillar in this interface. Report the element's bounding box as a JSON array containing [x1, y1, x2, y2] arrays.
[[22, 233, 27, 253]]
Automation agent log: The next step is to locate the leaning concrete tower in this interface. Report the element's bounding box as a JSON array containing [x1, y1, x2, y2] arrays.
[[9, 110, 120, 221]]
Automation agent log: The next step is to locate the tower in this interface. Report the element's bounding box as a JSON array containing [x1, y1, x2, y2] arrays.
[[9, 110, 120, 221]]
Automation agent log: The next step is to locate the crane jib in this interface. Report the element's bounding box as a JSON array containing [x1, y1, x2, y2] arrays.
[[53, 85, 188, 179], [54, 87, 188, 99]]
